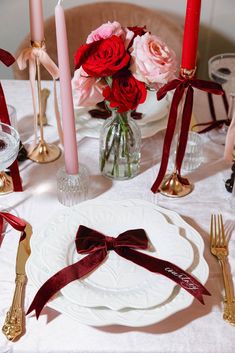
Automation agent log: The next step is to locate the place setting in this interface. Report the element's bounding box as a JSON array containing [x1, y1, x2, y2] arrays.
[[25, 198, 210, 327], [0, 0, 235, 351]]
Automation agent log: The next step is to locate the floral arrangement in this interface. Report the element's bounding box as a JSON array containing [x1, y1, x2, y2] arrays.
[[72, 21, 177, 179], [72, 21, 177, 110]]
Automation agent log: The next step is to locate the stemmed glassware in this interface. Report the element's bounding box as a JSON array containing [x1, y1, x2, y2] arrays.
[[0, 122, 20, 196], [208, 53, 235, 145]]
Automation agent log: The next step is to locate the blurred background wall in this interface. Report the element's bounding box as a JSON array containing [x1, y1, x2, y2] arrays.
[[0, 0, 235, 79]]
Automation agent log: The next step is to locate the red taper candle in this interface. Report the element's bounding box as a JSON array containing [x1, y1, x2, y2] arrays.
[[181, 0, 202, 71]]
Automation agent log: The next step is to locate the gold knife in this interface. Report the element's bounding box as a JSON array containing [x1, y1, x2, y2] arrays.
[[2, 223, 32, 341]]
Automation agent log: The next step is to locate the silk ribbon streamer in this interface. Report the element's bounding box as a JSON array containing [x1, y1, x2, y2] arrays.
[[192, 92, 229, 134], [0, 211, 26, 241], [27, 225, 210, 319], [151, 77, 224, 193], [0, 48, 22, 191], [17, 46, 64, 146]]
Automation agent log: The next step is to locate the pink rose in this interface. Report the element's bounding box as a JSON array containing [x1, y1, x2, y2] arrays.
[[129, 33, 177, 89], [86, 21, 125, 43], [72, 68, 107, 107]]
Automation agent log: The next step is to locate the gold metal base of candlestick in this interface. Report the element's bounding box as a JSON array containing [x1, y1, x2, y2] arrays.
[[28, 140, 61, 164], [0, 172, 14, 195], [159, 172, 194, 198]]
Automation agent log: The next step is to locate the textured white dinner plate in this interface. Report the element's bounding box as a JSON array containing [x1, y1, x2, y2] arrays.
[[74, 91, 170, 141], [38, 203, 193, 310], [26, 199, 209, 327]]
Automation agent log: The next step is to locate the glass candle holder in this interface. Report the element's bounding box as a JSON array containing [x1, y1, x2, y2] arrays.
[[56, 165, 89, 207], [169, 131, 203, 173]]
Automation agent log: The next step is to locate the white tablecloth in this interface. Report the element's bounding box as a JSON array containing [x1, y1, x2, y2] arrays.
[[0, 80, 234, 353]]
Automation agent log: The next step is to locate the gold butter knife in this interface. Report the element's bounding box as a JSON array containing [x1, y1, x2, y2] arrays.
[[2, 223, 32, 341]]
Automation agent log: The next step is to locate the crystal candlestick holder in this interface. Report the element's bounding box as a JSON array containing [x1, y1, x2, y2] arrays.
[[57, 165, 89, 207], [169, 131, 203, 173]]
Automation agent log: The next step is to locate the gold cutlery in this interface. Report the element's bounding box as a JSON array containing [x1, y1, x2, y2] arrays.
[[2, 223, 32, 341], [210, 214, 235, 326]]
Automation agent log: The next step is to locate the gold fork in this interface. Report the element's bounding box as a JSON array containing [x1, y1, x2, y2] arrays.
[[210, 214, 235, 326]]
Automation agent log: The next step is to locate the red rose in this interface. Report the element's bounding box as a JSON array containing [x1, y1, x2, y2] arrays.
[[103, 70, 147, 113], [127, 26, 147, 48], [74, 35, 130, 77], [128, 25, 147, 37]]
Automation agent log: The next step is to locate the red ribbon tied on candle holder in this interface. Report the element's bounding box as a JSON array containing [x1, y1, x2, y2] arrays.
[[151, 77, 224, 193], [0, 48, 22, 192], [27, 225, 210, 319], [0, 212, 27, 241]]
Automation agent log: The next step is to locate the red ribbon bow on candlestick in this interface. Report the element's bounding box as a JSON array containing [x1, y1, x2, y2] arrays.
[[0, 48, 22, 192], [151, 76, 224, 193], [0, 212, 27, 240], [27, 225, 210, 319]]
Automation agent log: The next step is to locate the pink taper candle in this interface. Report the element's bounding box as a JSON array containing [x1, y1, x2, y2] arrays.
[[55, 0, 79, 175], [29, 0, 44, 42]]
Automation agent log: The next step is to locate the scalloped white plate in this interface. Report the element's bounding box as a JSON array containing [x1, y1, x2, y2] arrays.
[[38, 203, 193, 310], [26, 199, 209, 327]]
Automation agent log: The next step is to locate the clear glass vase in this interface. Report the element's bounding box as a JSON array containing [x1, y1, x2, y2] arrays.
[[99, 111, 141, 180]]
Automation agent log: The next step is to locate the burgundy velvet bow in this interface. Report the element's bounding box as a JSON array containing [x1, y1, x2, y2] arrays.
[[0, 48, 22, 191], [151, 77, 224, 193], [0, 211, 26, 240], [27, 225, 210, 319]]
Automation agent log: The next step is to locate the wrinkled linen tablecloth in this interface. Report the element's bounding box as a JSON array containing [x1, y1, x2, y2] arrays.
[[0, 80, 234, 353]]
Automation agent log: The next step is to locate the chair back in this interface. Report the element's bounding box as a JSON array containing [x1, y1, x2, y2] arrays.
[[13, 2, 182, 80]]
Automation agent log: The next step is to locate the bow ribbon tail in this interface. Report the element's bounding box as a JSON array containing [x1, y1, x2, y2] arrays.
[[192, 89, 228, 134], [192, 120, 227, 134], [36, 50, 64, 146], [208, 92, 217, 122], [0, 212, 26, 240], [175, 85, 194, 174], [17, 47, 64, 147], [151, 83, 185, 193], [116, 247, 211, 304], [27, 249, 107, 318]]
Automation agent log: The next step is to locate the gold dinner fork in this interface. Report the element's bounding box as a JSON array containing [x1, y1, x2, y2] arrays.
[[210, 214, 235, 326]]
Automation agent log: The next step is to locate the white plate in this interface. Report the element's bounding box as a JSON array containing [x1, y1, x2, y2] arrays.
[[74, 91, 170, 141], [39, 203, 193, 310], [26, 200, 209, 327]]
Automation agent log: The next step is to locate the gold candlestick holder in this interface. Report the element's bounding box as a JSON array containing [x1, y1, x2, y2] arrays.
[[0, 172, 14, 195], [159, 68, 195, 198], [159, 171, 194, 197], [28, 41, 61, 163]]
